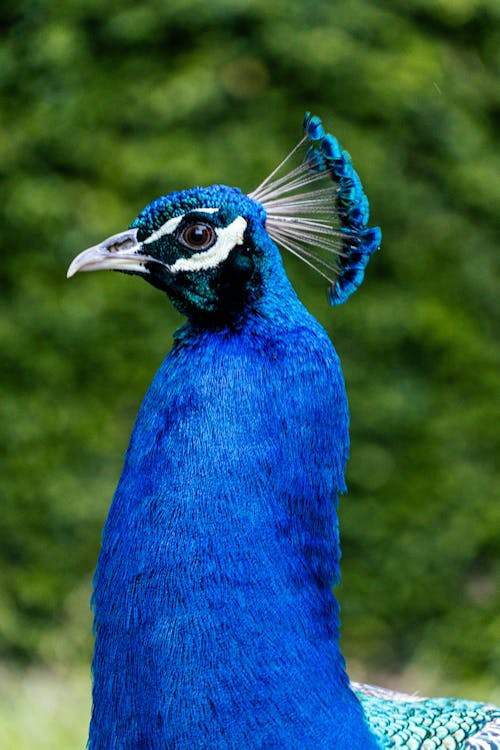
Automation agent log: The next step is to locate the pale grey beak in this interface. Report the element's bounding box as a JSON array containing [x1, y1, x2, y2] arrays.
[[67, 228, 155, 279]]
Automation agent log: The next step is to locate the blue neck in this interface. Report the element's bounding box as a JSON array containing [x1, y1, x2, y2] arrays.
[[89, 255, 379, 749]]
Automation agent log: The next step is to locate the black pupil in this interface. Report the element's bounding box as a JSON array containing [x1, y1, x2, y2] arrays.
[[184, 223, 212, 248]]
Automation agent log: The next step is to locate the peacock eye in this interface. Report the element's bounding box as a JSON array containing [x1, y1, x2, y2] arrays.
[[178, 222, 216, 251]]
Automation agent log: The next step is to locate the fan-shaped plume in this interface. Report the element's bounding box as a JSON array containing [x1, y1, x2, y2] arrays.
[[249, 113, 381, 305]]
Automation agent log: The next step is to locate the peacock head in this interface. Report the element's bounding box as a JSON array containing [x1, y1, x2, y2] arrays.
[[68, 114, 381, 320], [68, 185, 271, 322]]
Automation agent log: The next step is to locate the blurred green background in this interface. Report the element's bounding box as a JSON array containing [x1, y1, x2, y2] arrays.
[[1, 0, 499, 746]]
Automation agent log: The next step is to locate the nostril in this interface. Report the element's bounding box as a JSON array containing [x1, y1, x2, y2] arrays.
[[108, 239, 135, 253]]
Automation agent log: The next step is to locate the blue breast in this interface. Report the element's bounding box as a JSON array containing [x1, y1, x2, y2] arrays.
[[89, 255, 379, 748]]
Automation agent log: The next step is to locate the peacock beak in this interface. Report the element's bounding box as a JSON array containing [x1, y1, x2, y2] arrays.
[[67, 228, 155, 278]]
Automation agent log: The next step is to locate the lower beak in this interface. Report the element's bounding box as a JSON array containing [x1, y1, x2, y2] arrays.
[[67, 228, 155, 278]]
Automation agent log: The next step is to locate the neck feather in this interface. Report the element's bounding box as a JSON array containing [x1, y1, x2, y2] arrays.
[[89, 276, 378, 749]]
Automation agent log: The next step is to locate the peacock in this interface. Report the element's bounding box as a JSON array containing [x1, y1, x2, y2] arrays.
[[68, 114, 500, 749]]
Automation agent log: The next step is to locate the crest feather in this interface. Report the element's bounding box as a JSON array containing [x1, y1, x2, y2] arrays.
[[248, 113, 381, 305]]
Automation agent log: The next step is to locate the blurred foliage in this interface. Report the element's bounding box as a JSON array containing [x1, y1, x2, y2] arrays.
[[0, 664, 90, 749], [0, 0, 499, 703]]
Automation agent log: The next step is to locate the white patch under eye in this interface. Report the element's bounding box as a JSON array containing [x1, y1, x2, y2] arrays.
[[168, 216, 247, 274], [142, 207, 219, 245]]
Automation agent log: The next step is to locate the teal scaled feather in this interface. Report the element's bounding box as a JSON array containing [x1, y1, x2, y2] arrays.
[[66, 113, 499, 749], [354, 683, 500, 749]]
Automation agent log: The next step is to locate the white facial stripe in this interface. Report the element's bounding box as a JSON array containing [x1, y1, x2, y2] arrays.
[[143, 215, 184, 245], [169, 216, 247, 274], [142, 207, 220, 245]]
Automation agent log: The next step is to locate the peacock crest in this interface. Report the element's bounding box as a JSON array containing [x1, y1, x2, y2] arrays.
[[249, 113, 381, 305]]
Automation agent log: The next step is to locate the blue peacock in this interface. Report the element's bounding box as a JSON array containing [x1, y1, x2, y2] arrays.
[[68, 114, 500, 749]]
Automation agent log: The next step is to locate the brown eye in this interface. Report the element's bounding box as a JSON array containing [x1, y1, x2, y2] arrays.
[[179, 222, 216, 251]]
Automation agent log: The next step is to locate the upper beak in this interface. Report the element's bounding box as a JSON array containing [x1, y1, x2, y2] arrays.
[[67, 228, 155, 279]]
